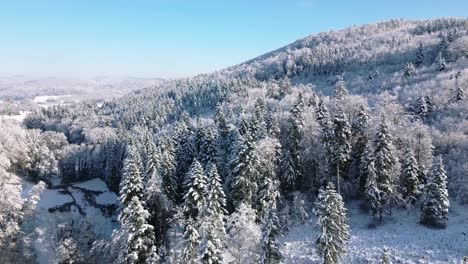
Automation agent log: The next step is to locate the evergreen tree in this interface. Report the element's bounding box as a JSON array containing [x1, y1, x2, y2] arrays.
[[250, 98, 267, 141], [120, 145, 144, 209], [365, 161, 382, 219], [118, 197, 158, 264], [414, 42, 424, 67], [401, 147, 421, 206], [280, 147, 298, 193], [160, 136, 178, 202], [359, 141, 374, 196], [183, 159, 208, 220], [199, 164, 226, 264], [352, 105, 369, 194], [332, 79, 349, 101], [380, 247, 392, 264], [332, 105, 352, 193], [420, 157, 450, 228], [314, 183, 349, 264], [373, 119, 397, 221], [180, 218, 200, 264], [292, 191, 309, 224], [404, 62, 416, 77], [285, 93, 304, 190], [143, 131, 160, 183], [199, 126, 219, 166], [259, 209, 283, 264], [238, 109, 249, 136], [257, 175, 280, 221], [436, 52, 447, 71], [455, 86, 464, 102], [415, 95, 428, 120], [230, 132, 260, 208], [174, 120, 195, 203]]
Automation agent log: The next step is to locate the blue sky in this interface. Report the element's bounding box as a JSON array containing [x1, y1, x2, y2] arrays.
[[0, 0, 466, 78]]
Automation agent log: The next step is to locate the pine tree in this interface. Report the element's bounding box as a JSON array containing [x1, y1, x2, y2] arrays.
[[143, 131, 160, 183], [257, 176, 280, 221], [230, 132, 260, 208], [183, 159, 208, 220], [455, 86, 464, 102], [359, 141, 374, 196], [314, 183, 349, 264], [292, 191, 309, 224], [279, 148, 297, 193], [380, 247, 392, 264], [259, 209, 283, 264], [174, 120, 195, 203], [238, 109, 249, 136], [365, 161, 382, 219], [332, 105, 352, 193], [373, 119, 397, 221], [250, 98, 267, 141], [180, 218, 200, 264], [199, 126, 219, 166], [420, 157, 450, 228], [160, 136, 178, 202], [118, 197, 158, 264], [332, 79, 349, 101], [415, 95, 428, 119], [120, 145, 144, 209], [285, 93, 304, 190], [404, 62, 416, 77], [414, 42, 424, 67], [401, 147, 421, 206], [436, 52, 447, 71], [352, 105, 369, 194], [199, 164, 226, 264]]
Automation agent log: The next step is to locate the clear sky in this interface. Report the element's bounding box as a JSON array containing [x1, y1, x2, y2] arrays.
[[0, 0, 466, 78]]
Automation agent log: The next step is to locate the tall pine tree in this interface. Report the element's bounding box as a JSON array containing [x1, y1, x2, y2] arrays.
[[420, 157, 449, 228], [314, 183, 349, 264]]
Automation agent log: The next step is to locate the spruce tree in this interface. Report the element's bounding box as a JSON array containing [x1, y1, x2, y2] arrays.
[[292, 191, 309, 224], [455, 86, 464, 102], [332, 105, 352, 193], [143, 131, 160, 183], [380, 247, 392, 264], [257, 176, 280, 221], [414, 42, 424, 67], [118, 196, 158, 264], [365, 161, 382, 219], [436, 52, 447, 71], [180, 218, 200, 264], [160, 136, 178, 202], [120, 145, 144, 209], [286, 93, 304, 190], [279, 148, 297, 194], [420, 157, 450, 228], [332, 79, 349, 101], [352, 105, 369, 194], [373, 119, 397, 221], [259, 209, 283, 264], [238, 109, 249, 136], [401, 147, 421, 206], [314, 183, 349, 264], [404, 62, 416, 77], [415, 95, 428, 120], [183, 159, 208, 220], [230, 132, 260, 208], [251, 98, 267, 141], [199, 164, 226, 264]]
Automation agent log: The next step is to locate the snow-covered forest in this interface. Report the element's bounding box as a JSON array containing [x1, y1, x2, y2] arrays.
[[1, 18, 467, 263]]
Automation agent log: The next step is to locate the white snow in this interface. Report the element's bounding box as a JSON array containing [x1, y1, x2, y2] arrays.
[[72, 178, 110, 192], [36, 188, 74, 209], [281, 201, 468, 264], [95, 192, 119, 205]]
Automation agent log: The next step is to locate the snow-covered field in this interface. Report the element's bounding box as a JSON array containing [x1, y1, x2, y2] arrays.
[[282, 202, 468, 264], [23, 178, 118, 264]]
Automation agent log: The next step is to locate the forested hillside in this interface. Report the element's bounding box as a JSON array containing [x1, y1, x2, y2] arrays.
[[1, 18, 467, 263]]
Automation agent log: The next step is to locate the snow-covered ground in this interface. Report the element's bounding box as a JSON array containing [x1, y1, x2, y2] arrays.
[[281, 201, 468, 264], [24, 178, 118, 264], [0, 110, 30, 122]]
